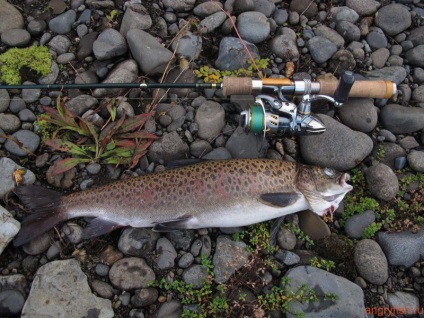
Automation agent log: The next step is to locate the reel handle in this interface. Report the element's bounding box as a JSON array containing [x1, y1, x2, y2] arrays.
[[333, 71, 355, 106]]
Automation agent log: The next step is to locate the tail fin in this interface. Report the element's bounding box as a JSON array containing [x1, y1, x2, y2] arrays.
[[13, 185, 67, 246]]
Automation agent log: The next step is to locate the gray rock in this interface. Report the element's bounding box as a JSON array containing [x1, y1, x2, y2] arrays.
[[93, 60, 139, 97], [375, 4, 411, 36], [270, 34, 299, 60], [215, 37, 259, 71], [405, 45, 424, 68], [328, 50, 356, 75], [0, 157, 35, 199], [307, 36, 337, 64], [118, 228, 161, 256], [127, 29, 173, 75], [387, 55, 403, 67], [193, 1, 223, 17], [330, 6, 359, 23], [253, 0, 275, 17], [46, 242, 61, 260], [78, 9, 91, 24], [195, 101, 225, 140], [277, 227, 297, 250], [366, 30, 388, 50], [129, 308, 145, 318], [178, 253, 194, 268], [120, 4, 152, 36], [365, 163, 399, 201], [86, 0, 114, 9], [153, 300, 182, 318], [299, 114, 373, 171], [162, 0, 195, 12], [93, 28, 127, 61], [148, 131, 189, 163], [365, 66, 407, 85], [0, 89, 10, 112], [57, 53, 76, 64], [371, 47, 390, 69], [346, 0, 380, 16], [22, 83, 41, 103], [202, 147, 232, 160], [48, 35, 71, 54], [109, 257, 155, 291], [165, 230, 194, 251], [190, 140, 212, 158], [225, 126, 268, 159], [339, 98, 378, 133], [39, 61, 59, 85], [380, 104, 424, 133], [182, 265, 209, 289], [274, 9, 288, 25], [0, 205, 20, 255], [61, 223, 84, 244], [48, 10, 76, 34], [378, 129, 396, 143], [66, 94, 98, 116], [18, 109, 36, 122], [156, 237, 177, 270], [131, 288, 158, 307], [200, 235, 212, 257], [413, 67, 424, 84], [386, 291, 420, 312], [213, 235, 249, 283], [22, 232, 50, 255], [21, 259, 113, 317], [1, 28, 31, 47], [0, 274, 27, 296], [236, 11, 270, 44], [285, 266, 366, 318], [298, 210, 330, 240], [345, 210, 376, 239], [399, 136, 419, 150], [380, 143, 407, 170], [4, 130, 40, 157], [378, 229, 424, 267], [171, 31, 202, 60], [91, 280, 114, 299], [336, 21, 360, 43], [0, 289, 25, 316], [0, 0, 24, 35], [275, 250, 300, 266], [354, 239, 388, 285], [8, 95, 26, 114], [77, 31, 98, 59], [314, 25, 345, 49], [406, 26, 424, 46], [198, 11, 227, 34], [412, 85, 424, 103], [75, 71, 99, 85], [289, 0, 318, 19], [407, 151, 424, 172], [234, 0, 254, 13], [95, 263, 110, 277], [0, 114, 20, 133]]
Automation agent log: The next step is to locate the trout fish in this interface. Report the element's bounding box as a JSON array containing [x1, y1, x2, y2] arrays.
[[13, 159, 352, 246]]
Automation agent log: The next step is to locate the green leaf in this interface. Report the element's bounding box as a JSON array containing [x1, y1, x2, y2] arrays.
[[116, 131, 158, 140], [119, 113, 152, 133]]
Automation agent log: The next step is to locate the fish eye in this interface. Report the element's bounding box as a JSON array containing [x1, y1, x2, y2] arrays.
[[323, 168, 335, 177]]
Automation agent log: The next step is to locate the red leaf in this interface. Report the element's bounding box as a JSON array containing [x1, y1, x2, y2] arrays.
[[50, 158, 89, 175], [119, 113, 152, 133]]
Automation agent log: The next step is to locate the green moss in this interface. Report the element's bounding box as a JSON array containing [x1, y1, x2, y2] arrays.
[[0, 45, 52, 85]]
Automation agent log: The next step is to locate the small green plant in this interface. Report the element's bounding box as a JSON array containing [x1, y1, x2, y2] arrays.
[[376, 144, 385, 162], [195, 58, 270, 83], [106, 9, 118, 22], [233, 222, 275, 254], [37, 96, 157, 174], [257, 276, 337, 315], [0, 45, 52, 85], [285, 223, 315, 246], [310, 256, 335, 272]]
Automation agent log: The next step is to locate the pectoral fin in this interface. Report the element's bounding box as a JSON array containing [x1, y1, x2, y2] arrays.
[[152, 215, 193, 231], [259, 192, 300, 208], [82, 218, 123, 239]]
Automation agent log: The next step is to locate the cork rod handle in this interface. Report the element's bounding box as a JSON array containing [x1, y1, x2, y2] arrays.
[[318, 79, 396, 99]]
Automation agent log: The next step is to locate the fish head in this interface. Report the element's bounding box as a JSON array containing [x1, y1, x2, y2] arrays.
[[296, 165, 353, 220]]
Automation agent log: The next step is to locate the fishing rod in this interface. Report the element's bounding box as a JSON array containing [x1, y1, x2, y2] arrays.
[[0, 72, 397, 136]]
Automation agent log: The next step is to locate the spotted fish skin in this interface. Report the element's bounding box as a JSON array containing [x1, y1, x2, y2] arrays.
[[13, 159, 352, 246]]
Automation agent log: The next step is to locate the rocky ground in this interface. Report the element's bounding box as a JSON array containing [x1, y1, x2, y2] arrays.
[[0, 0, 424, 317]]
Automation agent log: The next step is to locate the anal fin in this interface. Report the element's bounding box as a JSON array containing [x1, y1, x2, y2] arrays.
[[82, 218, 123, 239], [152, 215, 193, 232]]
